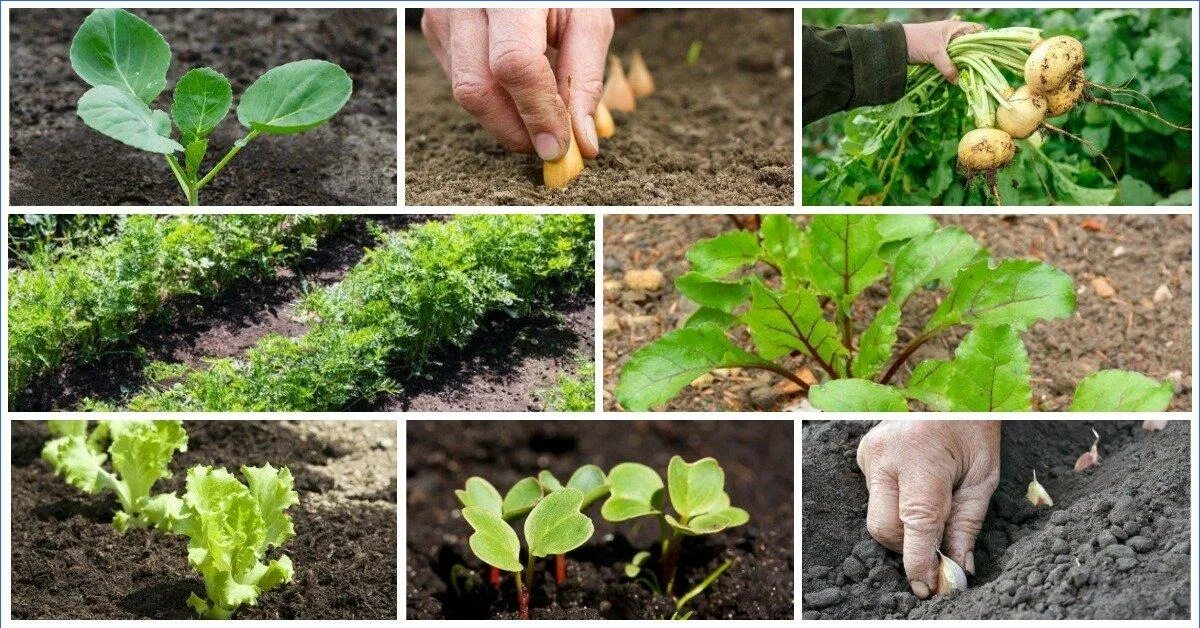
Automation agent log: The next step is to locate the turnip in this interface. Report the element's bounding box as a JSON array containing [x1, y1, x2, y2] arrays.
[[1025, 35, 1085, 95], [996, 85, 1047, 139], [957, 128, 1016, 172], [1044, 70, 1085, 116]]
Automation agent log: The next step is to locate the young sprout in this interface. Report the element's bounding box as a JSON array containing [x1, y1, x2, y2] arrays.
[[536, 466, 610, 584], [462, 488, 594, 619], [1074, 428, 1101, 472], [627, 49, 656, 97], [595, 101, 616, 139], [1025, 469, 1054, 507], [935, 549, 968, 594], [455, 476, 543, 590], [602, 54, 636, 112], [601, 456, 748, 596], [543, 77, 584, 188]]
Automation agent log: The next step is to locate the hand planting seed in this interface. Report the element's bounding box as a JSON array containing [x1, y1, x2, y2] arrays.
[[1074, 428, 1101, 471], [1025, 470, 1054, 507], [69, 8, 352, 205], [615, 215, 1175, 413]]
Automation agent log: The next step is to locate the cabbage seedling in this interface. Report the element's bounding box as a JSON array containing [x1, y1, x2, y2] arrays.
[[42, 419, 187, 531], [462, 487, 594, 619], [601, 456, 748, 595], [69, 8, 352, 205]]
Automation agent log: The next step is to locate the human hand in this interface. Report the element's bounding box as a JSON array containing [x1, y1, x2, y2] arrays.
[[421, 8, 614, 160], [856, 420, 1000, 599], [901, 20, 986, 83]]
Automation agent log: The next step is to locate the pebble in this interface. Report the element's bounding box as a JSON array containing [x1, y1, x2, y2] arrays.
[[602, 314, 620, 337], [842, 556, 867, 582], [1096, 531, 1117, 548], [1125, 536, 1154, 553], [623, 268, 664, 291], [803, 587, 844, 609], [1153, 284, 1173, 303], [1090, 276, 1115, 298], [1115, 557, 1139, 572]]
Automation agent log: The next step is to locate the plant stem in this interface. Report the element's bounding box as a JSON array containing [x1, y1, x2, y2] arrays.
[[490, 566, 501, 591], [879, 329, 939, 385], [196, 129, 260, 190], [746, 363, 809, 393], [555, 554, 566, 585], [661, 528, 684, 597], [165, 155, 191, 205], [518, 553, 534, 620]]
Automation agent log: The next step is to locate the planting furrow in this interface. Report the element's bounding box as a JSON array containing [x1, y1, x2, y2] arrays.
[[7, 214, 346, 400], [89, 214, 594, 411]]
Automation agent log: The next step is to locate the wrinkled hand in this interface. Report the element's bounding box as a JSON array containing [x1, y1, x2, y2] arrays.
[[422, 8, 614, 160], [901, 20, 985, 83], [856, 420, 1000, 599]]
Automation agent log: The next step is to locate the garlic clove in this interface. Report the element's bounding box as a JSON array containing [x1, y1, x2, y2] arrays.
[[595, 101, 616, 138], [1073, 428, 1101, 472], [627, 49, 655, 97], [1026, 469, 1054, 507], [543, 77, 585, 188], [1142, 420, 1168, 431], [602, 55, 637, 112], [935, 550, 967, 595]]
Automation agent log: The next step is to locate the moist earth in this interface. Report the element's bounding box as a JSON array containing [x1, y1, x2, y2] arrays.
[[9, 420, 398, 619], [404, 9, 793, 205], [8, 8, 397, 206], [406, 420, 794, 619], [801, 420, 1191, 620], [602, 214, 1192, 411]]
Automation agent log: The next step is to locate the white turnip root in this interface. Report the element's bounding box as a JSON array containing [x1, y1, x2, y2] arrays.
[[1025, 35, 1085, 95], [1045, 70, 1085, 116], [958, 128, 1016, 172], [997, 86, 1047, 139]]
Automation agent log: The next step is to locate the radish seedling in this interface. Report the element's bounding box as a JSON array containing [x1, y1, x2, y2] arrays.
[[536, 466, 610, 583], [601, 456, 748, 596], [70, 8, 352, 205]]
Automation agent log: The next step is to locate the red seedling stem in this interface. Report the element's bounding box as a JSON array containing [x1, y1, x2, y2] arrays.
[[555, 554, 566, 584], [489, 566, 501, 591], [518, 590, 531, 620]]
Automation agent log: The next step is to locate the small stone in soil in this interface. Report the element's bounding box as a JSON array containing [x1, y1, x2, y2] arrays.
[[803, 587, 845, 609]]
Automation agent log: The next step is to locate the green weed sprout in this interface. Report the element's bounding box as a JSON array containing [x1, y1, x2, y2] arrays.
[[42, 419, 187, 531], [70, 8, 352, 205], [602, 456, 748, 596]]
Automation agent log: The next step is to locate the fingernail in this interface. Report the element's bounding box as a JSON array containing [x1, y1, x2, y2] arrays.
[[534, 132, 563, 161], [965, 551, 975, 575], [583, 115, 599, 153], [911, 580, 930, 599]]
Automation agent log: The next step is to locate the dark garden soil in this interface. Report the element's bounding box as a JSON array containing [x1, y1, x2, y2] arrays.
[[404, 9, 794, 206], [406, 420, 794, 619], [8, 9, 396, 206], [9, 420, 398, 619], [602, 214, 1193, 411], [801, 420, 1191, 620]]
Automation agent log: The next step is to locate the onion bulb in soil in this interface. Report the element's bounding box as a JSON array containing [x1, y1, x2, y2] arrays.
[[627, 49, 655, 97], [1025, 35, 1085, 95], [602, 54, 636, 112], [997, 85, 1048, 139], [544, 77, 585, 188], [595, 101, 616, 138], [1045, 70, 1085, 116]]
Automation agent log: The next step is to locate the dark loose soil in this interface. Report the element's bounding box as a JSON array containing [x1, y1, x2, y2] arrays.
[[602, 214, 1192, 411], [404, 9, 794, 206], [406, 420, 794, 619], [8, 8, 396, 206], [9, 420, 397, 619], [801, 420, 1191, 620]]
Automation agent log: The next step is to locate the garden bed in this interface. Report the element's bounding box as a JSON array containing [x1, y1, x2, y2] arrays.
[[406, 420, 794, 619], [602, 214, 1192, 411], [7, 8, 396, 206], [404, 9, 793, 205], [9, 420, 397, 619], [801, 420, 1190, 619]]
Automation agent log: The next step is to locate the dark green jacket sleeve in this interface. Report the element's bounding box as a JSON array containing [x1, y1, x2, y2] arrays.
[[803, 23, 908, 126]]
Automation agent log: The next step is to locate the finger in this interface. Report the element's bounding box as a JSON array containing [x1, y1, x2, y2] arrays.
[[942, 471, 999, 575], [552, 9, 613, 158], [421, 10, 452, 77], [864, 469, 904, 553], [931, 52, 960, 83], [488, 9, 571, 161], [952, 22, 987, 38], [449, 9, 532, 153], [898, 468, 953, 598]]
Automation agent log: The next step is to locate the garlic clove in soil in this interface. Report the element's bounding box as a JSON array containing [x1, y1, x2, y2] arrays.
[[544, 77, 585, 188], [595, 101, 616, 139], [934, 550, 968, 595], [1026, 469, 1054, 507], [627, 49, 655, 97], [602, 54, 637, 112], [1074, 428, 1101, 472], [1142, 420, 1168, 431]]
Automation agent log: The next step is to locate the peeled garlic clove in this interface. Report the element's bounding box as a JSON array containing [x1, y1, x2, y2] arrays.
[[1073, 428, 1101, 472], [595, 101, 616, 139], [1142, 420, 1168, 431], [935, 550, 967, 594], [1026, 469, 1054, 507], [627, 49, 655, 97], [543, 77, 585, 188], [602, 55, 637, 112]]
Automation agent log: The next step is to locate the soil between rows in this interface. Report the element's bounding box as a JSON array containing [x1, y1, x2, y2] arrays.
[[801, 420, 1191, 620], [9, 420, 398, 619], [404, 9, 794, 205], [406, 420, 794, 619], [602, 214, 1192, 411], [8, 8, 397, 206]]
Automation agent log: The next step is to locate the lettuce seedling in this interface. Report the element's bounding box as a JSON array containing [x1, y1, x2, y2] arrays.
[[615, 215, 1175, 412], [70, 8, 352, 205], [143, 464, 299, 619], [602, 456, 748, 596], [461, 487, 594, 619], [42, 419, 187, 531]]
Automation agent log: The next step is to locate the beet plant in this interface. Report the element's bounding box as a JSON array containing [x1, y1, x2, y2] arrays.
[[616, 215, 1175, 412], [70, 8, 352, 205]]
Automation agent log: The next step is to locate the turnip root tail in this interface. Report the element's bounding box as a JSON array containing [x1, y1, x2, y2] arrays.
[[1041, 122, 1121, 193], [1084, 95, 1191, 131]]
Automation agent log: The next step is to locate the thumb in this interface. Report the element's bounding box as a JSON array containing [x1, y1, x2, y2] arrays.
[[487, 10, 571, 161], [553, 9, 613, 159], [941, 472, 999, 576], [898, 469, 953, 598], [931, 52, 960, 83]]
